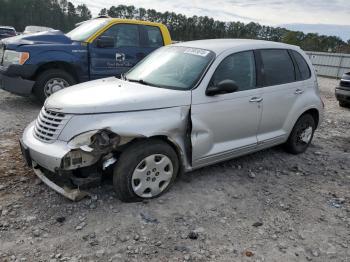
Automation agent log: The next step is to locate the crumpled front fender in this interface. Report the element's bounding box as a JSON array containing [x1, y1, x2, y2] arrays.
[[58, 106, 192, 169]]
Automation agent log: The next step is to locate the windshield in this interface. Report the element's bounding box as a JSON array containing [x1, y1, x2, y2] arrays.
[[125, 46, 215, 90], [66, 19, 110, 42]]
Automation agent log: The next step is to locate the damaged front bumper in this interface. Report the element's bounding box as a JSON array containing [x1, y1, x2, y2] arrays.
[[22, 122, 72, 172], [32, 165, 88, 201], [20, 122, 106, 201]]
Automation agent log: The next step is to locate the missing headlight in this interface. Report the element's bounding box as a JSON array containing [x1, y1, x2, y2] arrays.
[[61, 149, 99, 170], [68, 129, 120, 152], [90, 130, 120, 150]]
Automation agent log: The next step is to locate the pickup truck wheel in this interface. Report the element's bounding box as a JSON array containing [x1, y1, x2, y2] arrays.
[[113, 139, 179, 202], [284, 114, 316, 154], [34, 69, 76, 103]]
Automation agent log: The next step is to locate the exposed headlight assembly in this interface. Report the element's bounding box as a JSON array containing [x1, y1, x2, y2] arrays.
[[68, 130, 120, 152], [3, 50, 30, 66]]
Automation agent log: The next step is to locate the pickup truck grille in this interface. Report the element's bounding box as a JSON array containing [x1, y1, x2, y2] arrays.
[[34, 108, 70, 143]]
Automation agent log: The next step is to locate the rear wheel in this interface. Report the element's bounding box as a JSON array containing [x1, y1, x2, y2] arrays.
[[113, 139, 179, 202], [33, 69, 76, 103], [284, 114, 316, 154]]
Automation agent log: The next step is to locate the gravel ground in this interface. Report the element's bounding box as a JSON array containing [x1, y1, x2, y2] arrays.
[[0, 77, 349, 262]]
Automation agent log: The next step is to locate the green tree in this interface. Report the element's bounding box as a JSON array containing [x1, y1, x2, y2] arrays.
[[0, 1, 348, 53], [76, 4, 92, 21]]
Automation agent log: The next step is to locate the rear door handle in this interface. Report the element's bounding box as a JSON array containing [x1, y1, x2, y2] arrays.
[[295, 89, 304, 95], [250, 97, 263, 103]]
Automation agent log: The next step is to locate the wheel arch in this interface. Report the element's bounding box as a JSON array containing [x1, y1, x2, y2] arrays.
[[33, 61, 79, 82], [151, 135, 185, 163], [118, 135, 188, 173], [285, 107, 320, 141], [300, 108, 320, 128]]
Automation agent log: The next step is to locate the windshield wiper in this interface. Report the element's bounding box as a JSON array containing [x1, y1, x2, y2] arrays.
[[127, 78, 161, 88]]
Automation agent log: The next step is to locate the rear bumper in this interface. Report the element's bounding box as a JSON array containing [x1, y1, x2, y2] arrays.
[[335, 87, 350, 102], [0, 65, 35, 96]]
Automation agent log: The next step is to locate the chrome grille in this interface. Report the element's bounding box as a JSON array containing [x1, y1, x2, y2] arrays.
[[34, 108, 70, 142]]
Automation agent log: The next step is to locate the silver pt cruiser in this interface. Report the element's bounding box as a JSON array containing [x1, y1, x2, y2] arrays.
[[20, 39, 324, 202]]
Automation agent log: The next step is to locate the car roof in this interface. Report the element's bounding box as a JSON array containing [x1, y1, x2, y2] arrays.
[[0, 26, 15, 30], [173, 39, 300, 55], [102, 18, 165, 28]]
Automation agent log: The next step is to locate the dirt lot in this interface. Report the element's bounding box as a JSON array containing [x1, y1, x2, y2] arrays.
[[0, 77, 349, 262]]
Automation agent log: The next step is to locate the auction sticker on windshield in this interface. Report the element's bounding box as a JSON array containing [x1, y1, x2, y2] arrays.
[[184, 48, 210, 57]]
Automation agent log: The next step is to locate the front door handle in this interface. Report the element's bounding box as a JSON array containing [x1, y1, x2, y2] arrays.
[[250, 97, 263, 103], [295, 89, 304, 95]]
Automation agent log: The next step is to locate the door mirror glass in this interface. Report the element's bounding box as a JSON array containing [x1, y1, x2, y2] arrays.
[[97, 36, 115, 48], [206, 79, 239, 96]]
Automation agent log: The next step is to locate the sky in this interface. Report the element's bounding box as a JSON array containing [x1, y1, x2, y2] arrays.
[[71, 0, 350, 40]]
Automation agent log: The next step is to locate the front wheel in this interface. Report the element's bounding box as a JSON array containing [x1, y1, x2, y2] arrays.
[[33, 69, 76, 103], [284, 114, 316, 154], [113, 139, 179, 202]]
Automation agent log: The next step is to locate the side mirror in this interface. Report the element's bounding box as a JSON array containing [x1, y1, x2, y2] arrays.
[[206, 79, 239, 96], [96, 36, 115, 48]]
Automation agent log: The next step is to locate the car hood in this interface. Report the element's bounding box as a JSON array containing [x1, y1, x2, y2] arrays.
[[45, 78, 192, 114], [2, 30, 72, 48]]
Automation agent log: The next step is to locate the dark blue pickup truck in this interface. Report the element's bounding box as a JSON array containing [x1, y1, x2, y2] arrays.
[[0, 18, 171, 102]]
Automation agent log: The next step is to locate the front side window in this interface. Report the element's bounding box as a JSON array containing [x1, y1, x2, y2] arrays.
[[210, 51, 256, 91], [100, 24, 140, 48], [260, 49, 295, 86], [126, 46, 215, 90], [144, 26, 163, 47], [292, 50, 311, 80]]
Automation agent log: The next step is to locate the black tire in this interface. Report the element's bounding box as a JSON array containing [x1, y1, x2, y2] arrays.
[[113, 139, 179, 202], [284, 114, 316, 154], [33, 69, 76, 103], [339, 101, 349, 108]]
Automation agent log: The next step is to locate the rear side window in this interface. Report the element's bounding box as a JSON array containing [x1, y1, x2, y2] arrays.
[[144, 26, 164, 47], [260, 49, 295, 86], [210, 51, 256, 92], [292, 50, 311, 80]]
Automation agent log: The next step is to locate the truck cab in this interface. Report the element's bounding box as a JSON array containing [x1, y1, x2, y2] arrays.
[[0, 18, 171, 102]]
